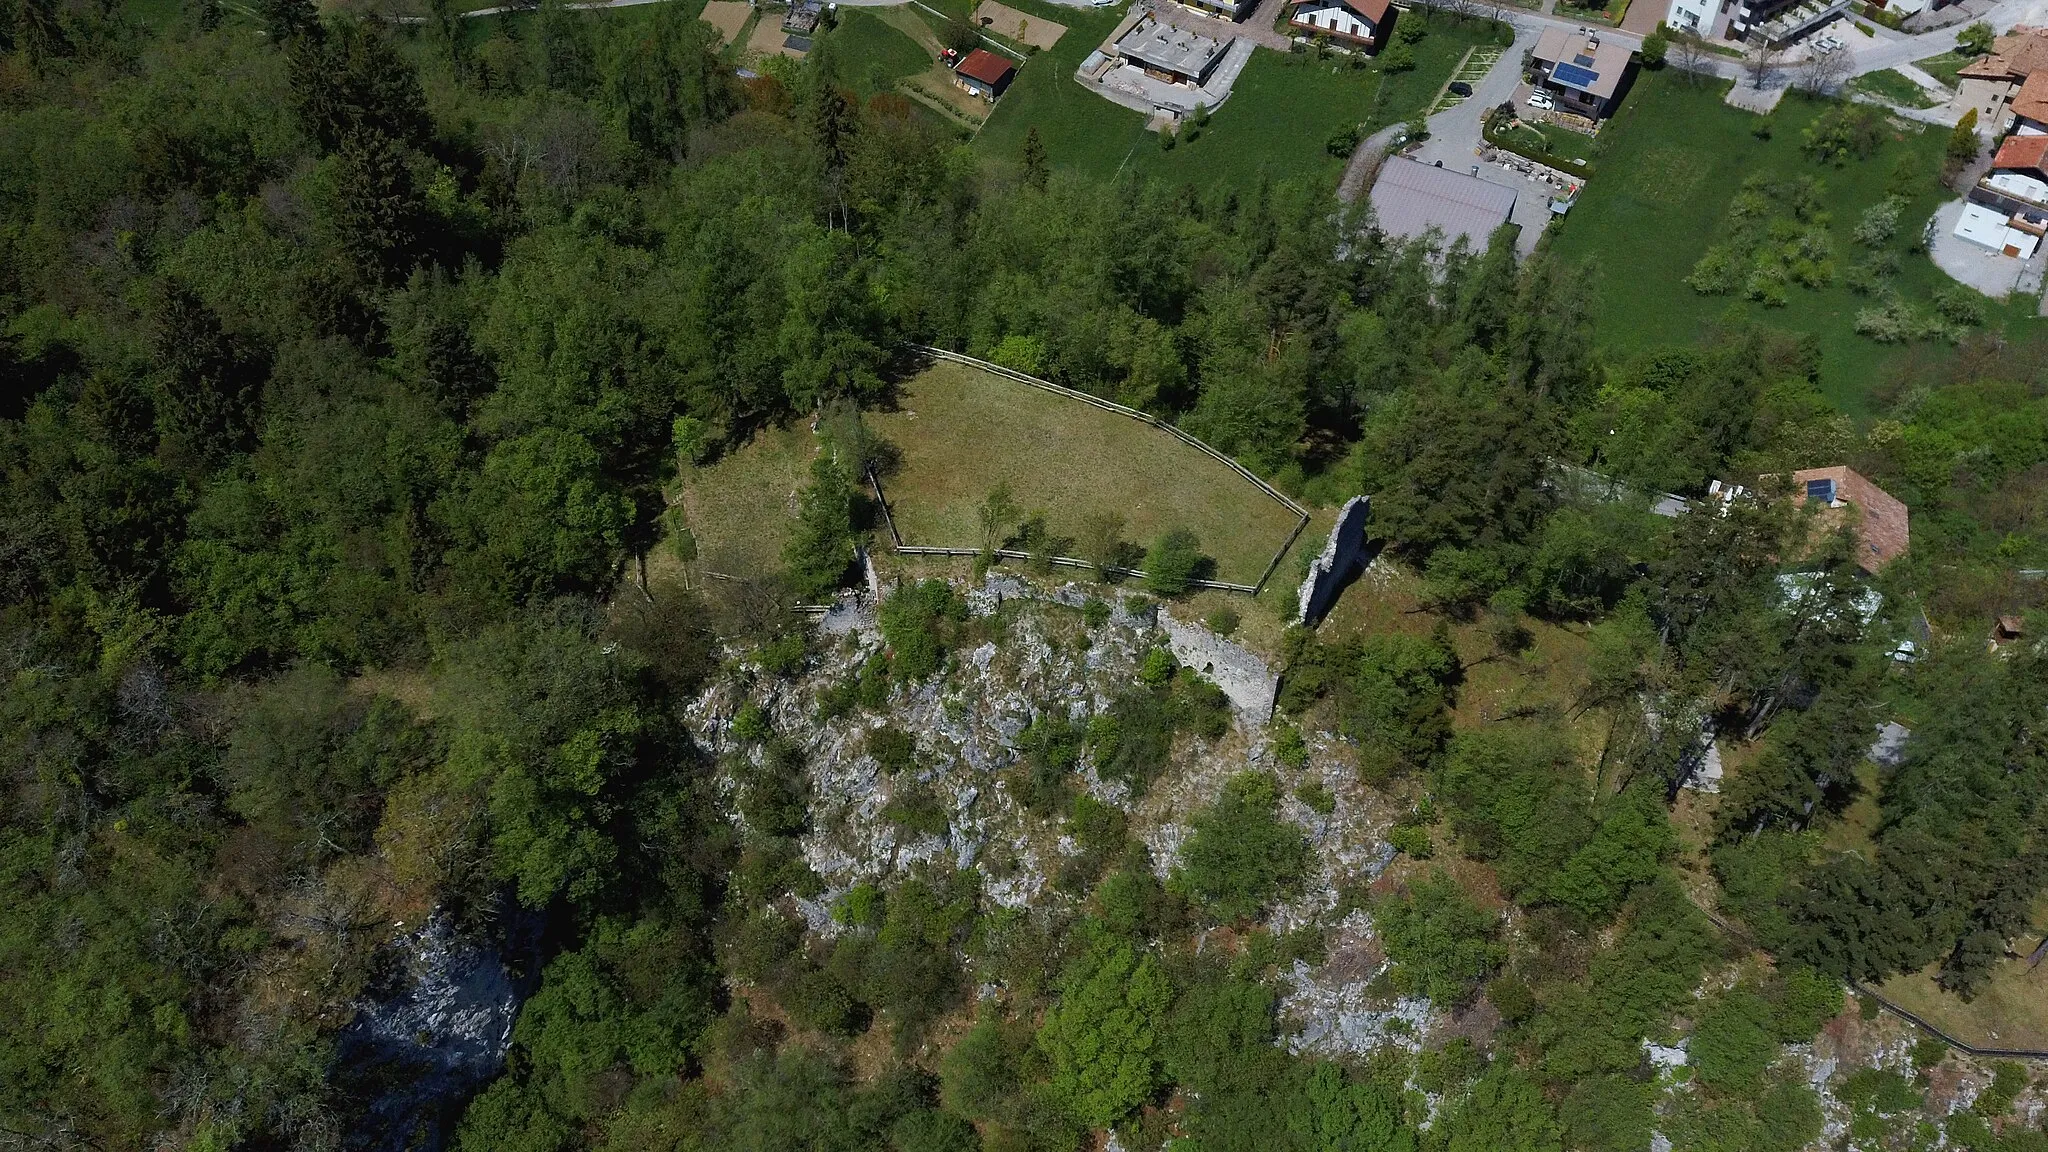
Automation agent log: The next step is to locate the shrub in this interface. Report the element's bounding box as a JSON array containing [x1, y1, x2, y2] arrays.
[[1853, 196, 1905, 247], [1204, 606, 1240, 636], [1381, 43, 1416, 72], [1294, 780, 1336, 815], [1325, 123, 1364, 157], [1388, 822, 1435, 858], [1375, 870, 1502, 1004], [1143, 527, 1205, 596], [1932, 284, 1986, 326], [879, 580, 965, 681], [868, 725, 917, 774], [1171, 771, 1311, 922], [1082, 597, 1111, 628]]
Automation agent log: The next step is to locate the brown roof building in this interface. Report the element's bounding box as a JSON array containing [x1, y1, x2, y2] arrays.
[[1958, 27, 2048, 82], [1994, 132, 2048, 175], [2012, 71, 2048, 128], [953, 49, 1016, 99], [1788, 466, 1909, 574]]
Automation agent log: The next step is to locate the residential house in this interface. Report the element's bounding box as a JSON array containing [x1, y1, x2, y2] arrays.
[[1729, 0, 1850, 45], [782, 0, 822, 34], [1665, 0, 1733, 39], [1957, 28, 2048, 130], [1111, 17, 1227, 87], [2012, 71, 2048, 135], [953, 49, 1016, 99], [1179, 0, 1256, 19], [1367, 157, 1518, 249], [1289, 0, 1391, 50], [1956, 133, 2048, 257], [1787, 466, 1909, 575], [1529, 27, 1634, 120]]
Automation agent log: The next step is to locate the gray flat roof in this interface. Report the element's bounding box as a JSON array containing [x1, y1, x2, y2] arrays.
[[1114, 17, 1225, 78], [1367, 158, 1517, 249]]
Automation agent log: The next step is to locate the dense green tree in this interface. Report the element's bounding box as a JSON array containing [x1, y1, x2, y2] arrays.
[[1374, 869, 1504, 1004], [1171, 771, 1311, 923], [1037, 932, 1173, 1129]]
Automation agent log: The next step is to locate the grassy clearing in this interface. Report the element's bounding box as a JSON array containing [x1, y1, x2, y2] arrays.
[[1875, 951, 2048, 1050], [1913, 50, 1973, 89], [675, 423, 820, 580], [1850, 68, 1941, 109], [1492, 118, 1597, 168], [865, 360, 1303, 585], [1553, 0, 1630, 25], [1127, 17, 1507, 194], [1545, 71, 2035, 417], [972, 0, 1153, 177], [832, 9, 937, 99], [975, 0, 1504, 192]]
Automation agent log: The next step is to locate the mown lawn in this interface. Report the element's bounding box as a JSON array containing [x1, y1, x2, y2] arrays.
[[1545, 71, 2034, 417], [866, 360, 1304, 585], [1128, 16, 1505, 194], [832, 8, 936, 100], [1913, 50, 1973, 89], [1876, 946, 2048, 1051], [975, 0, 1505, 194], [1849, 68, 1940, 109], [675, 424, 820, 580], [971, 0, 1153, 178]]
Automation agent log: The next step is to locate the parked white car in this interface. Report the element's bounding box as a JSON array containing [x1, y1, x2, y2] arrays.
[[1527, 90, 1555, 110]]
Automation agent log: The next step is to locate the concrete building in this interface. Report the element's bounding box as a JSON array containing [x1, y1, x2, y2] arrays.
[[1179, 0, 1257, 19], [1110, 16, 1227, 86], [1665, 0, 1733, 38], [1289, 0, 1391, 50], [1367, 157, 1517, 250], [1530, 26, 1634, 120]]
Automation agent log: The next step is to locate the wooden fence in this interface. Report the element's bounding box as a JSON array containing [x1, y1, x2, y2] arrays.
[[901, 345, 1312, 597]]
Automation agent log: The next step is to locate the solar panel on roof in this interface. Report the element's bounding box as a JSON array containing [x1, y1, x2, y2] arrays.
[[1550, 61, 1600, 91], [1573, 53, 1595, 65], [1807, 477, 1837, 502]]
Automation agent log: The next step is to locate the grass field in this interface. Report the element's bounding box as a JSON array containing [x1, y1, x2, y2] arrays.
[[1876, 952, 2048, 1051], [972, 0, 1153, 177], [974, 0, 1504, 193], [1849, 69, 1941, 109], [866, 361, 1303, 585], [1125, 20, 1503, 194], [676, 424, 820, 579], [1913, 51, 1972, 89], [831, 9, 936, 98], [1545, 72, 2036, 417]]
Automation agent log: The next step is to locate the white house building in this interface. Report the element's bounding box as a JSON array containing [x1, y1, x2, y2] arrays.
[[1289, 0, 1390, 50]]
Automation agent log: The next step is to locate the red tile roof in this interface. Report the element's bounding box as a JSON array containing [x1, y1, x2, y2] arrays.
[[2014, 71, 2048, 123], [1788, 466, 1910, 573], [956, 49, 1015, 87], [1996, 133, 2048, 173], [1346, 0, 1392, 22]]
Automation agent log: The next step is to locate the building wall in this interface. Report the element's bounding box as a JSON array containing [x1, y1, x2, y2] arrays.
[[1666, 0, 1722, 33], [1296, 496, 1371, 628], [1292, 4, 1378, 43]]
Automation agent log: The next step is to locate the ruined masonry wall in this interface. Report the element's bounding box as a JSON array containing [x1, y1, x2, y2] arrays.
[[1297, 496, 1371, 627], [1159, 606, 1278, 722]]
